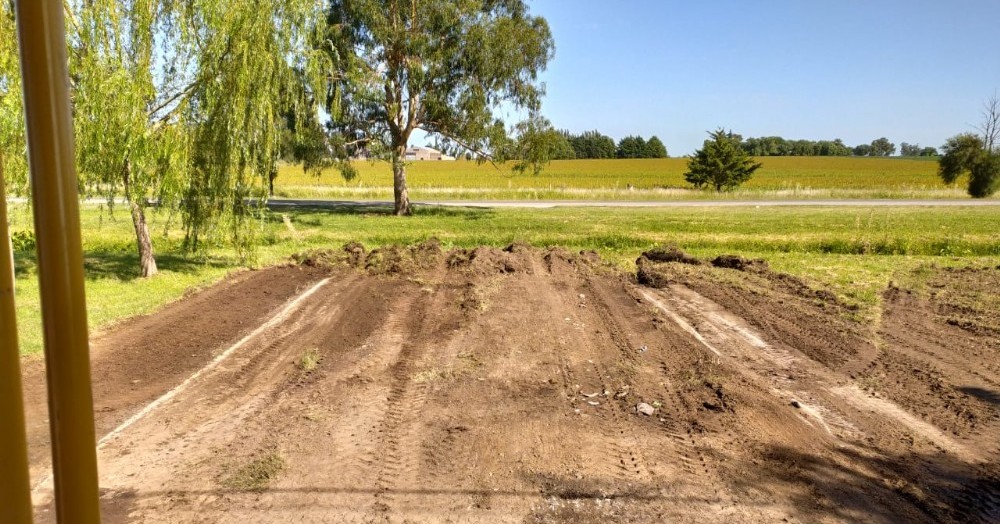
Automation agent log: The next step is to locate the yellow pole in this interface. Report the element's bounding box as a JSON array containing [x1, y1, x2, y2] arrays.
[[0, 160, 33, 523], [14, 0, 102, 522]]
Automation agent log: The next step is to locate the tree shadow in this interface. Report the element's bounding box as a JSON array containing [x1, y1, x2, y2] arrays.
[[13, 248, 232, 283], [722, 443, 999, 524], [266, 199, 398, 215], [272, 202, 495, 221]]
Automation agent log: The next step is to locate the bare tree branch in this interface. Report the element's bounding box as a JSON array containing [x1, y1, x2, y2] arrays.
[[419, 124, 501, 169], [978, 91, 1000, 152], [148, 81, 198, 119]]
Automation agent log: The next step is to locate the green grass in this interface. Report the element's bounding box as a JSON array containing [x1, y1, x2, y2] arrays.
[[273, 157, 984, 201], [219, 451, 285, 491], [10, 202, 999, 356], [298, 348, 320, 372]]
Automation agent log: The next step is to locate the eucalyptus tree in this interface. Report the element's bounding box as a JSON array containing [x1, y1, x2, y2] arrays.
[[63, 0, 326, 277], [321, 0, 555, 215]]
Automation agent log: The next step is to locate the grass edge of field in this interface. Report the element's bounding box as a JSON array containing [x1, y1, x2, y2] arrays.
[[11, 203, 999, 357]]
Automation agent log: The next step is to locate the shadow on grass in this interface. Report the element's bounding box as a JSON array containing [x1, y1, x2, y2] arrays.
[[14, 248, 232, 282], [271, 202, 495, 222]]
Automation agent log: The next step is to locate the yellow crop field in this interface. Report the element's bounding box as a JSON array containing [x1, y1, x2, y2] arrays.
[[274, 156, 959, 200]]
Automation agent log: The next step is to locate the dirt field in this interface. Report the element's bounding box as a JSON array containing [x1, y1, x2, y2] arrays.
[[23, 243, 1000, 523]]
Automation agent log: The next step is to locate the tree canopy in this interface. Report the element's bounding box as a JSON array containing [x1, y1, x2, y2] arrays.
[[0, 5, 26, 194], [869, 137, 896, 157], [741, 136, 852, 156], [321, 0, 555, 215], [509, 114, 568, 175], [2, 0, 327, 277], [616, 135, 647, 159], [645, 136, 668, 158], [685, 129, 762, 191], [939, 133, 1000, 198], [568, 130, 617, 159]]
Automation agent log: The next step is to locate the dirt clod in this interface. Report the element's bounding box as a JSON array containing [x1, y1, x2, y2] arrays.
[[343, 242, 367, 266], [711, 254, 768, 271], [638, 245, 702, 265]]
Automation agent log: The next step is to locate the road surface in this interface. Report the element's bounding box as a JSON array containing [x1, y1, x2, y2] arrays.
[[8, 197, 999, 210], [265, 198, 1000, 209]]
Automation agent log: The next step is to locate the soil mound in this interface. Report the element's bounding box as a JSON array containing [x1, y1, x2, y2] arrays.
[[636, 256, 871, 371], [365, 238, 443, 275], [446, 244, 533, 275], [871, 266, 1000, 439], [638, 245, 702, 265], [541, 247, 604, 275], [711, 254, 769, 271], [294, 239, 444, 275], [22, 248, 999, 523]]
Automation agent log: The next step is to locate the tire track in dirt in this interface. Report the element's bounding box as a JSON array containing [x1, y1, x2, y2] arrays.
[[949, 471, 1000, 524], [31, 274, 344, 512], [35, 252, 999, 523], [188, 274, 415, 523], [586, 276, 746, 516], [21, 265, 329, 488], [640, 285, 964, 451], [638, 282, 1000, 522], [53, 273, 374, 522], [530, 256, 770, 522], [578, 277, 660, 487], [372, 265, 476, 514], [875, 290, 1000, 456], [368, 292, 436, 514], [540, 258, 654, 489], [881, 326, 1000, 390]]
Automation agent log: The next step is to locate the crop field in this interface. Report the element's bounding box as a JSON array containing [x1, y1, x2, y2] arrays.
[[272, 156, 972, 200]]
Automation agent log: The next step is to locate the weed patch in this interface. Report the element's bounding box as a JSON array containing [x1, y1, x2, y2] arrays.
[[220, 451, 285, 491]]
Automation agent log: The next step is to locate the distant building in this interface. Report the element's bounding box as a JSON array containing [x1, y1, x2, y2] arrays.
[[404, 146, 455, 161]]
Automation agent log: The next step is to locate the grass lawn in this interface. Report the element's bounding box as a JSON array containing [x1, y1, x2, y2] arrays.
[[272, 156, 984, 201], [10, 202, 1000, 356]]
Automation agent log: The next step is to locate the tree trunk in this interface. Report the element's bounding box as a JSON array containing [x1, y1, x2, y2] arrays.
[[392, 149, 411, 216], [129, 201, 158, 278], [122, 161, 158, 278]]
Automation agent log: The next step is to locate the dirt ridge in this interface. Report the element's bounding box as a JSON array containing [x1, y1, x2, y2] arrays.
[[21, 244, 1000, 523]]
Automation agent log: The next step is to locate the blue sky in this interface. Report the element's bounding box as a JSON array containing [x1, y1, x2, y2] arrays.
[[527, 0, 1000, 155]]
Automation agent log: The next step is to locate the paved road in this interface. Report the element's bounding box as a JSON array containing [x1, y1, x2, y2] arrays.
[[10, 197, 998, 210], [265, 198, 1000, 210]]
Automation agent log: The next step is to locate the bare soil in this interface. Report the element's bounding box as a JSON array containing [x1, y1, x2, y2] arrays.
[[22, 246, 1000, 523]]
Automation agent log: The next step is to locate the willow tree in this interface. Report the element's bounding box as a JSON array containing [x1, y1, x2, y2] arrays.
[[65, 0, 326, 277], [0, 3, 27, 196], [322, 0, 555, 215]]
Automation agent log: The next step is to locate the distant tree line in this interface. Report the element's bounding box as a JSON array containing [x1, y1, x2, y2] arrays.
[[899, 142, 940, 157], [546, 130, 668, 160], [738, 135, 937, 157]]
